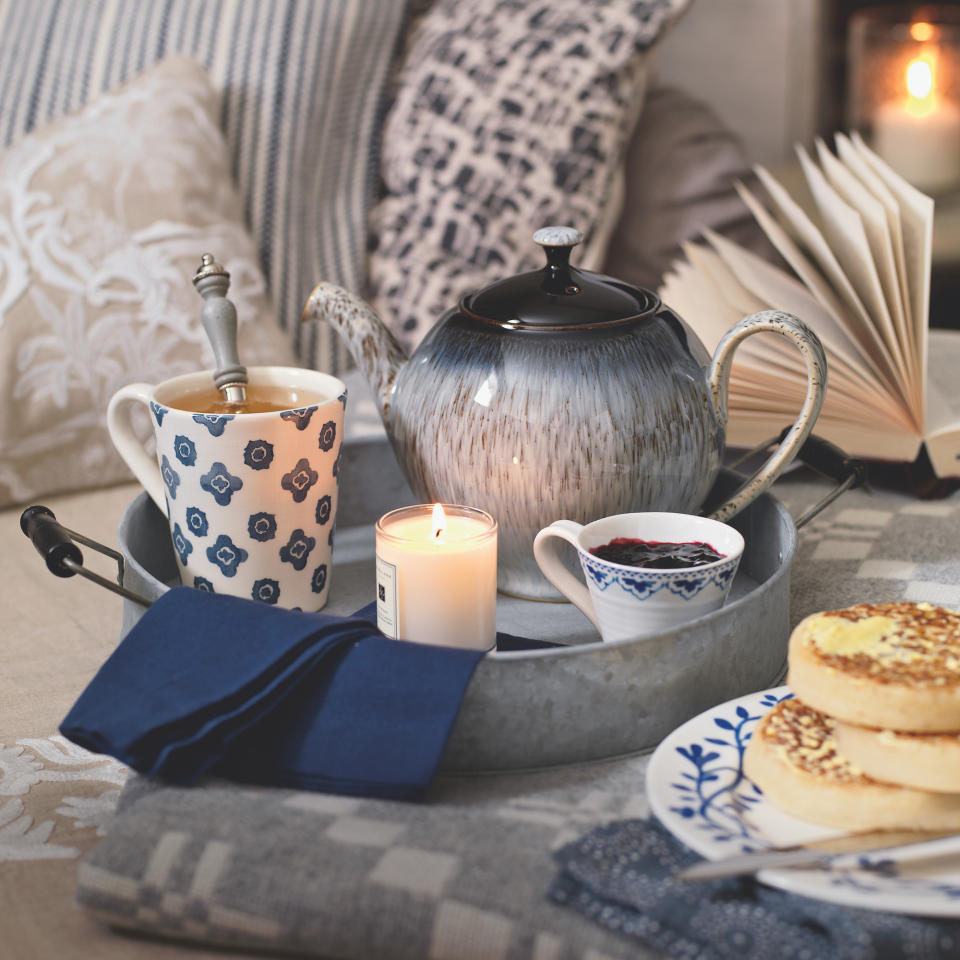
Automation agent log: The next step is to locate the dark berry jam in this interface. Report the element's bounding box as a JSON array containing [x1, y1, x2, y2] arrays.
[[589, 537, 725, 569]]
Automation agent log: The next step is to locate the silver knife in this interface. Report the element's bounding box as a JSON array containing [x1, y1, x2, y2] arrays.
[[677, 829, 960, 881]]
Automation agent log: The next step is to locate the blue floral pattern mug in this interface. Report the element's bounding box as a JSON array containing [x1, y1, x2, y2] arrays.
[[108, 366, 346, 611]]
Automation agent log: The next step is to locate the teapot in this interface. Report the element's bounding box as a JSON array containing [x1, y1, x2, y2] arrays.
[[304, 227, 826, 600]]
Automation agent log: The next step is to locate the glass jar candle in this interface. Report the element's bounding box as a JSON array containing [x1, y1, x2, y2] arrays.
[[847, 5, 960, 194], [375, 504, 497, 649]]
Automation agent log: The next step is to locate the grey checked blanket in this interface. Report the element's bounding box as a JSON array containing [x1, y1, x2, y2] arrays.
[[76, 472, 960, 958]]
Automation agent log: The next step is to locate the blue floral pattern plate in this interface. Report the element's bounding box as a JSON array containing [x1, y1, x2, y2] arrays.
[[646, 686, 960, 916]]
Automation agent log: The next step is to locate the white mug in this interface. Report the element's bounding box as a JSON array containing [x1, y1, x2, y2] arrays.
[[533, 512, 745, 642], [108, 366, 346, 611]]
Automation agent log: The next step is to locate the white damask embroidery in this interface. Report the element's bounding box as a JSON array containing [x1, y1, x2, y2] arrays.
[[0, 745, 43, 796], [0, 798, 78, 862], [0, 58, 291, 507], [57, 790, 123, 836], [0, 736, 129, 862]]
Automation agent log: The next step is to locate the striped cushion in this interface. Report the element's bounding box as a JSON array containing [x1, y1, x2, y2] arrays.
[[0, 0, 412, 374]]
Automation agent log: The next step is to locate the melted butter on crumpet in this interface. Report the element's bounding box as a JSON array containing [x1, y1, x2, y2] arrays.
[[808, 614, 899, 656], [801, 601, 960, 685]]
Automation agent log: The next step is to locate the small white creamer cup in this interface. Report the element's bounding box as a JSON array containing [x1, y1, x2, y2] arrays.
[[533, 512, 745, 642]]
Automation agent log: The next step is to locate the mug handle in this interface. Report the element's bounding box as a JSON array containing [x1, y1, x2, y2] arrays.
[[707, 309, 827, 523], [532, 521, 600, 629], [106, 383, 166, 512]]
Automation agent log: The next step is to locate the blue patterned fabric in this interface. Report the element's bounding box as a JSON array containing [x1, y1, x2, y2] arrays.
[[0, 0, 413, 373], [550, 818, 960, 959]]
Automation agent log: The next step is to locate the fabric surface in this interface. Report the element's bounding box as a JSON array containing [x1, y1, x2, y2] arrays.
[[550, 818, 960, 959], [77, 761, 654, 960], [61, 588, 484, 799], [0, 56, 293, 510], [368, 0, 691, 350], [0, 0, 413, 374], [602, 83, 773, 293], [58, 470, 960, 958]]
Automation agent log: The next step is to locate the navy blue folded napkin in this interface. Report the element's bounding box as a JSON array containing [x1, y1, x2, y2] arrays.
[[60, 587, 488, 799], [550, 817, 960, 959]]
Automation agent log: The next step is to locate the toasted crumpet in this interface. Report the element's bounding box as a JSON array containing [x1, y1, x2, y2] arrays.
[[833, 720, 960, 794], [742, 698, 960, 831], [787, 602, 960, 732]]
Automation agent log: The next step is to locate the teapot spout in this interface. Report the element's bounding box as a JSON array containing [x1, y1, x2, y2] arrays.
[[301, 282, 407, 428]]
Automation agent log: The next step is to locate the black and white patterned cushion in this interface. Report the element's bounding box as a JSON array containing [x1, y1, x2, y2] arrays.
[[368, 0, 691, 350], [0, 0, 413, 374]]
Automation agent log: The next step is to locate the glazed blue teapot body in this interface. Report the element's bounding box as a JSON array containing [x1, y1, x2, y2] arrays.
[[305, 228, 825, 599]]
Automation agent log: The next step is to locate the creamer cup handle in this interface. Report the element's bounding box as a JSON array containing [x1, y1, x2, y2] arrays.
[[533, 520, 600, 630]]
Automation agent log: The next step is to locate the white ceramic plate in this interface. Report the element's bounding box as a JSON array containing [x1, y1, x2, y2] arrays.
[[647, 686, 960, 916]]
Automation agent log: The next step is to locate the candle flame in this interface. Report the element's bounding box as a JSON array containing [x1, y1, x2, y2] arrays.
[[432, 503, 446, 540], [906, 57, 934, 102], [910, 21, 935, 43]]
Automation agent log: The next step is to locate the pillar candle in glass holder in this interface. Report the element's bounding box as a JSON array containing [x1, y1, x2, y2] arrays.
[[375, 504, 497, 649], [850, 13, 960, 195], [874, 48, 960, 193]]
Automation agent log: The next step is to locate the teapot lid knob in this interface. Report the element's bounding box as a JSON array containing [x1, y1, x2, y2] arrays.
[[533, 226, 582, 248]]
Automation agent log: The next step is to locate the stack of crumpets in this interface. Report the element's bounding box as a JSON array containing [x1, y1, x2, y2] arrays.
[[743, 601, 960, 831]]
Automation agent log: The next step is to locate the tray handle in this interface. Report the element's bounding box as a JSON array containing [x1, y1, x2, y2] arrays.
[[728, 431, 866, 529], [19, 505, 152, 605]]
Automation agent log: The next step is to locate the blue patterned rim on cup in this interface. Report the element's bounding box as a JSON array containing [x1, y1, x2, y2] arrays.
[[579, 550, 741, 601], [534, 512, 745, 642]]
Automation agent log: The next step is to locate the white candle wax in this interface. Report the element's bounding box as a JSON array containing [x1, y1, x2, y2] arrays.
[[375, 504, 498, 650], [873, 97, 960, 193]]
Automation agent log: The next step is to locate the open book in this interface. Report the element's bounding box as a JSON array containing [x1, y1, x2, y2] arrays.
[[660, 131, 960, 479]]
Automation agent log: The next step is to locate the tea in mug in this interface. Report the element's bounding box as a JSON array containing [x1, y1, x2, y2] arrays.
[[164, 384, 328, 415]]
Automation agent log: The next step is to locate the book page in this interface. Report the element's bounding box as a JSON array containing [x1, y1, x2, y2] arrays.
[[796, 145, 916, 421], [734, 180, 884, 381], [669, 240, 913, 435], [851, 131, 933, 434], [661, 251, 799, 381], [834, 133, 913, 335], [702, 228, 904, 415], [659, 258, 744, 351], [725, 410, 922, 462], [680, 242, 798, 369], [815, 137, 918, 414], [922, 330, 960, 479], [752, 164, 905, 402]]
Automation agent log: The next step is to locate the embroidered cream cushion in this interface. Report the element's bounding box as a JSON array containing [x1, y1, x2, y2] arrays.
[[0, 57, 294, 509]]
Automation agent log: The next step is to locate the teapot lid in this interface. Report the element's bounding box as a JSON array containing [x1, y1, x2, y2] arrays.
[[461, 226, 658, 329]]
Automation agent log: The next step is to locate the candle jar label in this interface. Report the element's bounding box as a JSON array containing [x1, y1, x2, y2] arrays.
[[376, 554, 399, 638]]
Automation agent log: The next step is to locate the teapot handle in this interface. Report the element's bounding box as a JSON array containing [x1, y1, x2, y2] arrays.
[[707, 310, 827, 523]]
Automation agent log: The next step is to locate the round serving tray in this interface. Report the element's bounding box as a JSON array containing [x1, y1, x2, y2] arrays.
[[117, 467, 796, 773]]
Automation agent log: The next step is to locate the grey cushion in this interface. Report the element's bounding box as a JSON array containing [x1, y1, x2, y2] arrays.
[[602, 83, 774, 294]]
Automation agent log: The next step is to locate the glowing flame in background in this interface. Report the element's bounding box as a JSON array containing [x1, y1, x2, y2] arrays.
[[907, 58, 934, 101], [903, 21, 941, 115]]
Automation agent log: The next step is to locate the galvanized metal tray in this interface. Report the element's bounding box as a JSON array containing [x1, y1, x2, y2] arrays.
[[114, 439, 799, 773]]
